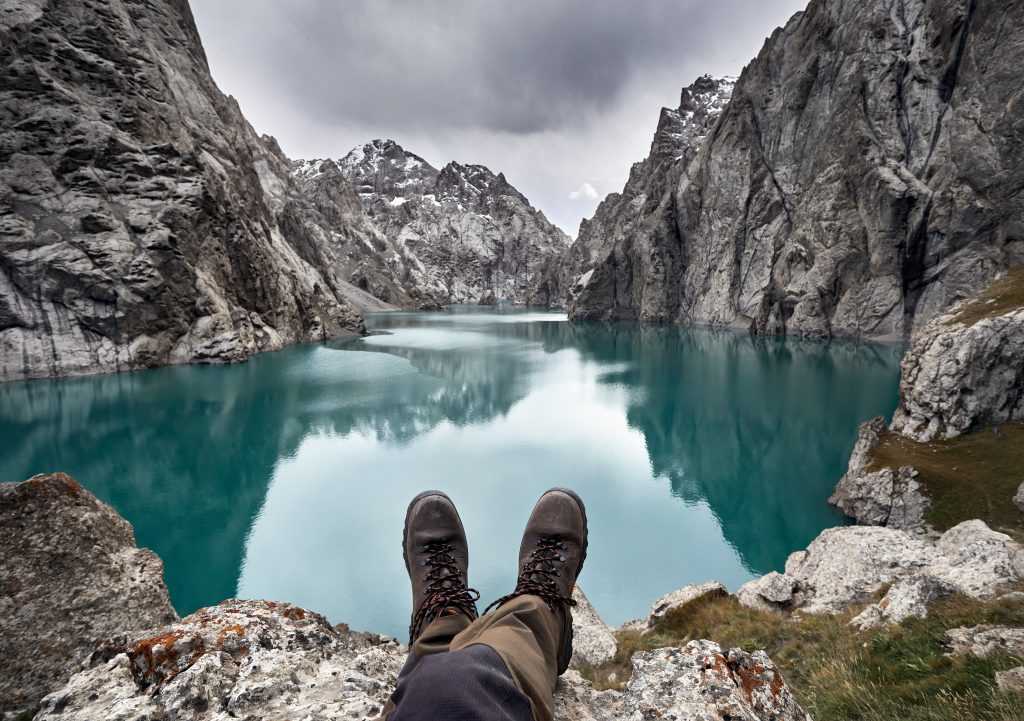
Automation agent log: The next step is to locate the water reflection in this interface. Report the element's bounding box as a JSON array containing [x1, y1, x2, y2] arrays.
[[0, 308, 902, 636]]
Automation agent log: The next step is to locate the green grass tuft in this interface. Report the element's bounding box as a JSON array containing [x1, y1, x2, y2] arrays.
[[866, 422, 1024, 542], [947, 266, 1024, 327], [581, 590, 1024, 721]]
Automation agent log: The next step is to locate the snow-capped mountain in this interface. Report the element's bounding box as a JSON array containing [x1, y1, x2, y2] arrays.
[[296, 139, 571, 307], [533, 75, 736, 308]]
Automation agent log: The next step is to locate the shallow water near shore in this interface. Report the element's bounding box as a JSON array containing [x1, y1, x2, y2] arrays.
[[1, 308, 902, 638]]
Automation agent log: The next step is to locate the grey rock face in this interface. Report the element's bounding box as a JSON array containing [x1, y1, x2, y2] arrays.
[[570, 586, 618, 668], [0, 473, 177, 716], [829, 417, 930, 529], [570, 0, 1024, 339], [37, 602, 810, 721], [891, 299, 1024, 441], [35, 599, 403, 721], [0, 0, 374, 381], [995, 666, 1024, 694], [850, 575, 955, 629], [298, 139, 571, 307], [943, 625, 1024, 658], [615, 641, 811, 721], [737, 520, 1023, 618], [539, 75, 735, 311]]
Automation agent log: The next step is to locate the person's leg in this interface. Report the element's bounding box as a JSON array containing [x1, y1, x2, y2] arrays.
[[380, 491, 482, 720], [381, 488, 587, 721], [451, 489, 589, 721]]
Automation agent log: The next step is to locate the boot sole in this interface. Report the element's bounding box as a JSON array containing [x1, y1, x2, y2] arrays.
[[402, 489, 460, 577]]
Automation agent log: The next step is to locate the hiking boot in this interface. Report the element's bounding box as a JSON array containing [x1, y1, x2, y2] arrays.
[[403, 491, 480, 644], [485, 488, 588, 674]]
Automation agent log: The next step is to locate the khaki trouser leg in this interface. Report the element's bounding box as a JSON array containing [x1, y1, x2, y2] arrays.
[[449, 595, 561, 721]]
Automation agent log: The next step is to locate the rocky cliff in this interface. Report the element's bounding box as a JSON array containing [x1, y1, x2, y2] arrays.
[[831, 267, 1024, 528], [569, 0, 1024, 340], [0, 473, 177, 717], [535, 75, 735, 310], [298, 139, 572, 307], [0, 0, 386, 382]]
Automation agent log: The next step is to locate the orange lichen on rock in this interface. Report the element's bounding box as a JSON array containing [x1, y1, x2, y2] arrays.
[[282, 607, 306, 621], [130, 631, 185, 680], [216, 624, 246, 644]]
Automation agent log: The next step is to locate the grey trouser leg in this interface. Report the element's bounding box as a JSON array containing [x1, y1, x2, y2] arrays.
[[380, 596, 562, 721]]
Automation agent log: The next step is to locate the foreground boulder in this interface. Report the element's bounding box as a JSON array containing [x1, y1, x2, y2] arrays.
[[38, 600, 811, 721], [891, 282, 1024, 442], [570, 587, 618, 668], [0, 473, 177, 717], [737, 521, 1024, 623]]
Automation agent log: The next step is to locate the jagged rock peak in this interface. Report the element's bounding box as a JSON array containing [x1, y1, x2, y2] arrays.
[[296, 138, 570, 306], [532, 72, 735, 310], [337, 138, 438, 198], [655, 74, 736, 163]]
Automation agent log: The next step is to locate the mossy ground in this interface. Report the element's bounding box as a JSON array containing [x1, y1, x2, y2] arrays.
[[866, 422, 1024, 543], [579, 589, 1024, 721], [948, 266, 1024, 327]]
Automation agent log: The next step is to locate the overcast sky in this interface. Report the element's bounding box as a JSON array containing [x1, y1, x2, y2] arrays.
[[190, 1, 807, 236]]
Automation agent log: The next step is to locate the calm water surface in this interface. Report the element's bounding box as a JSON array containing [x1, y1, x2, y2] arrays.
[[0, 308, 902, 638]]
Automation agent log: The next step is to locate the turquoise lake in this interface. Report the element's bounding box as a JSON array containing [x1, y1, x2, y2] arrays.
[[0, 308, 903, 638]]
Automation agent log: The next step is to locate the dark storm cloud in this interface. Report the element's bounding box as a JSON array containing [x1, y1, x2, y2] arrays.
[[191, 0, 807, 233], [197, 0, 797, 135]]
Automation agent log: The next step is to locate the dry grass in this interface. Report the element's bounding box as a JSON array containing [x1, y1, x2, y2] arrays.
[[866, 422, 1024, 542], [580, 589, 1024, 721], [948, 266, 1024, 327]]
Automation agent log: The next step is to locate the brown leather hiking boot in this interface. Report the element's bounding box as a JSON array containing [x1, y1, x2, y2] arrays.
[[403, 491, 480, 644], [485, 488, 588, 674]]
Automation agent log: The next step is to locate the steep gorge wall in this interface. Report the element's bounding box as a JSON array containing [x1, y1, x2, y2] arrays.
[[570, 0, 1024, 340], [0, 0, 384, 381]]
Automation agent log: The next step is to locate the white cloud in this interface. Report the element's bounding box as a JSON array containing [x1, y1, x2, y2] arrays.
[[569, 182, 600, 201]]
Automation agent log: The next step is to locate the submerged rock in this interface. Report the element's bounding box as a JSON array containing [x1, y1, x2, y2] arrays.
[[0, 473, 177, 717], [1015, 483, 1024, 513]]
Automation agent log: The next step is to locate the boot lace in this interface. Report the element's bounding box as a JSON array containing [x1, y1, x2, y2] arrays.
[[484, 536, 578, 614], [409, 540, 480, 643]]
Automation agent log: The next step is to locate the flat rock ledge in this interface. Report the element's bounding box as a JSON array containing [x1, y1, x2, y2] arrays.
[[36, 600, 811, 721], [737, 520, 1024, 628], [619, 582, 729, 633], [0, 473, 178, 717]]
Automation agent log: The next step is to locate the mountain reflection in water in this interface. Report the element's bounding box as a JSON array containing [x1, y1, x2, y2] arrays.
[[0, 307, 902, 637]]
